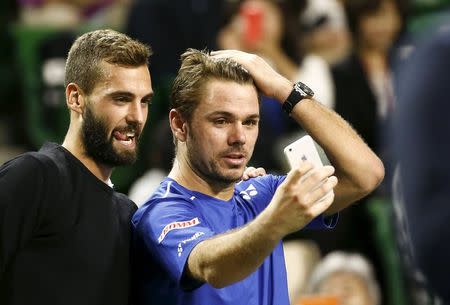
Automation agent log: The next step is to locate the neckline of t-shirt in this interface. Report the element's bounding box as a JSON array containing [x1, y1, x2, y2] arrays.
[[163, 177, 238, 206], [48, 143, 115, 194]]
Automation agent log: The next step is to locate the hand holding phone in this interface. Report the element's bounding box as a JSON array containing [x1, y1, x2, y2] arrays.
[[283, 135, 334, 200], [284, 135, 323, 170]]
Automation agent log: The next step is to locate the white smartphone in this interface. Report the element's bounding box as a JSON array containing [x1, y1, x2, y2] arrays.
[[283, 135, 334, 200], [283, 135, 323, 169]]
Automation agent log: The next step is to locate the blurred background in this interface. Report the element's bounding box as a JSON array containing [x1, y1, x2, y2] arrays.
[[1, 0, 450, 304]]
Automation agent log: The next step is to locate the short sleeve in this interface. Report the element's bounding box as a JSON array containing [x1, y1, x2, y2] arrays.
[[135, 201, 215, 289], [304, 213, 339, 230]]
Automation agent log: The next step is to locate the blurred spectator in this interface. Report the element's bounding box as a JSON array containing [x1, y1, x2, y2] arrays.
[[332, 0, 406, 166], [18, 0, 130, 29], [299, 0, 352, 66], [283, 240, 322, 304], [19, 0, 80, 28], [393, 7, 450, 304], [290, 2, 407, 304], [306, 251, 381, 305]]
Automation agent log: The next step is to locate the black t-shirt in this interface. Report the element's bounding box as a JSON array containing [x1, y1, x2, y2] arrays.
[[0, 143, 137, 305]]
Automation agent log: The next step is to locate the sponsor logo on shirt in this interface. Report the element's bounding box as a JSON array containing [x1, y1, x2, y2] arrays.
[[178, 243, 183, 257], [239, 184, 258, 200], [177, 232, 205, 257], [181, 231, 205, 245], [158, 217, 200, 243]]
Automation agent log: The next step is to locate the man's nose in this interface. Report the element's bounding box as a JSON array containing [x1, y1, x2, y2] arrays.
[[127, 101, 146, 125], [228, 123, 246, 145]]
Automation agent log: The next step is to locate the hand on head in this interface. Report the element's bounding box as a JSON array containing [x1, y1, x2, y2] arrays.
[[210, 50, 292, 102]]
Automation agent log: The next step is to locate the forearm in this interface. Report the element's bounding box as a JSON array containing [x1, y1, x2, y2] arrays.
[[186, 209, 282, 288], [290, 98, 384, 211]]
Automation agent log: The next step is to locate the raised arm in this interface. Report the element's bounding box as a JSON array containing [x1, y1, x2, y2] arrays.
[[211, 50, 384, 213]]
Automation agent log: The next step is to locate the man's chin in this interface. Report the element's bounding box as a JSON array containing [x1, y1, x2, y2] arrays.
[[114, 150, 138, 166], [218, 169, 246, 184], [92, 147, 137, 167], [112, 141, 138, 161]]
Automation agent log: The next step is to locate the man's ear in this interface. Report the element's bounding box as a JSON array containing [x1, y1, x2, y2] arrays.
[[66, 83, 85, 114], [169, 109, 188, 142]]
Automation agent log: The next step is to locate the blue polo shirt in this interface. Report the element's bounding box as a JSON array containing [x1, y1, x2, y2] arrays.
[[132, 175, 337, 305]]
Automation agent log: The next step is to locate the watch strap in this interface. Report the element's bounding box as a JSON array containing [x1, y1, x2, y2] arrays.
[[282, 82, 313, 114], [282, 87, 303, 114]]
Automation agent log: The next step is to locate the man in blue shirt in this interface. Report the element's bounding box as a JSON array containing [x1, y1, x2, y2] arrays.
[[132, 49, 384, 305]]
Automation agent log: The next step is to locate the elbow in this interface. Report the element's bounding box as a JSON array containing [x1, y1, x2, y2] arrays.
[[194, 259, 229, 288], [188, 243, 236, 289], [208, 280, 228, 289], [201, 263, 242, 288], [370, 157, 385, 190], [203, 269, 230, 289], [359, 157, 385, 195]]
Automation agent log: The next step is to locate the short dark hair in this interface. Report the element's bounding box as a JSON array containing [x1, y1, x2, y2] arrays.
[[65, 29, 152, 94], [170, 48, 256, 122], [344, 0, 408, 39]]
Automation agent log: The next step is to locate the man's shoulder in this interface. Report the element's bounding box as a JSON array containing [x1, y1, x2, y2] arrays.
[[132, 179, 198, 228], [135, 179, 194, 212], [113, 191, 138, 212], [148, 178, 193, 201], [19, 142, 67, 168], [235, 174, 285, 192], [1, 144, 61, 174]]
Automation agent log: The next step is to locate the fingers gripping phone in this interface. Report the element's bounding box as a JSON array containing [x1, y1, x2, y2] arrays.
[[283, 135, 334, 200], [283, 135, 323, 170]]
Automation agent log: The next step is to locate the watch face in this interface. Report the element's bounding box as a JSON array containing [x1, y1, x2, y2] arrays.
[[294, 82, 314, 97]]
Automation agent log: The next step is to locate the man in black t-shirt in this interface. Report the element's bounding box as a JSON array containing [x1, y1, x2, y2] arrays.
[[0, 29, 153, 305]]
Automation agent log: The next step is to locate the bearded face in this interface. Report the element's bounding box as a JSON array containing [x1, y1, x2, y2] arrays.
[[81, 104, 141, 167]]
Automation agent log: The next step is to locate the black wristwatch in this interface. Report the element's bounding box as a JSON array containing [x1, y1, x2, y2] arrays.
[[282, 81, 314, 115]]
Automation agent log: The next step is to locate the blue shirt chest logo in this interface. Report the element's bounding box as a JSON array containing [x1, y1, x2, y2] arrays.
[[239, 184, 258, 200]]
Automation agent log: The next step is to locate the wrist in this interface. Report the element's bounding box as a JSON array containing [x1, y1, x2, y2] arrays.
[[281, 81, 315, 115], [275, 78, 293, 103], [253, 207, 286, 242]]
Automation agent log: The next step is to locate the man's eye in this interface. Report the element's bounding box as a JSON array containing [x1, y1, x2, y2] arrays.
[[142, 99, 151, 104], [115, 96, 128, 102], [244, 119, 258, 126], [214, 119, 227, 125]]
